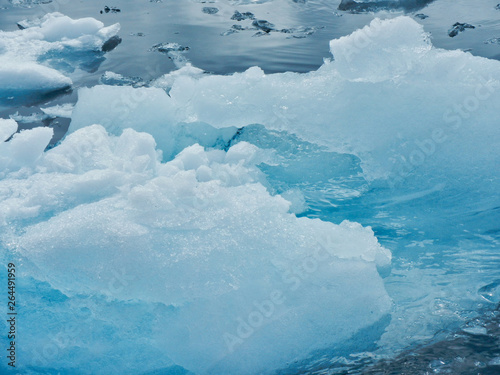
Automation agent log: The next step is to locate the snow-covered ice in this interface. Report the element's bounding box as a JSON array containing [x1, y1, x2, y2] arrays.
[[0, 12, 119, 102], [1, 122, 391, 374]]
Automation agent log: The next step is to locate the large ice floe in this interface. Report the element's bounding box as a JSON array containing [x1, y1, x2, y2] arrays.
[[1, 119, 391, 374], [0, 12, 119, 106], [1, 13, 500, 375]]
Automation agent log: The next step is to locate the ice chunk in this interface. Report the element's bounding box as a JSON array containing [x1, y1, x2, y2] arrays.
[[202, 7, 219, 14], [152, 63, 205, 92], [231, 10, 256, 21], [101, 5, 121, 14], [0, 118, 18, 142], [3, 124, 391, 374], [9, 0, 52, 7], [150, 42, 190, 53], [150, 42, 190, 68], [0, 12, 120, 103], [0, 62, 72, 100], [40, 103, 75, 118], [0, 124, 53, 175], [414, 13, 428, 19]]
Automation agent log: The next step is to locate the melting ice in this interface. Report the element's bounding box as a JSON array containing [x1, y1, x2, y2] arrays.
[[0, 9, 499, 375]]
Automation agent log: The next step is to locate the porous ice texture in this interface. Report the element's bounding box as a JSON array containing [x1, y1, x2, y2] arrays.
[[0, 12, 119, 99], [1, 123, 391, 374], [70, 16, 500, 187]]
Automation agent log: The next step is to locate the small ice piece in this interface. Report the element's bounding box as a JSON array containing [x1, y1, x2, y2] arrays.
[[496, 4, 500, 10], [221, 24, 247, 36], [16, 18, 42, 29], [10, 111, 49, 123], [0, 124, 53, 173], [462, 326, 488, 335], [152, 64, 205, 93], [484, 37, 500, 45], [252, 31, 271, 37], [231, 10, 255, 21], [448, 22, 475, 37], [478, 279, 500, 303], [150, 42, 190, 68], [0, 12, 120, 101], [0, 62, 72, 99], [0, 118, 18, 142], [4, 124, 391, 374], [489, 357, 500, 366], [40, 103, 75, 118], [252, 19, 275, 33], [99, 71, 145, 87], [415, 13, 428, 19], [221, 29, 239, 36], [202, 7, 219, 14], [150, 42, 190, 53], [281, 26, 322, 38]]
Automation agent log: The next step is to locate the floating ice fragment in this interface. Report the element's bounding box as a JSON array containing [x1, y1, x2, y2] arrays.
[[252, 19, 275, 33], [414, 13, 428, 19], [40, 103, 75, 118], [202, 7, 219, 14], [101, 5, 121, 14], [150, 42, 190, 53], [448, 22, 475, 38], [231, 10, 256, 21], [99, 71, 145, 88], [484, 37, 500, 45], [0, 13, 120, 103], [9, 0, 52, 7]]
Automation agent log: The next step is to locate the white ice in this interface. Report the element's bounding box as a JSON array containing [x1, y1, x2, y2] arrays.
[[1, 122, 391, 374]]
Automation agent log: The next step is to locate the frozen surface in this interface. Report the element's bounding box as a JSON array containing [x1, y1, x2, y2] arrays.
[[0, 123, 390, 374], [0, 12, 119, 104]]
